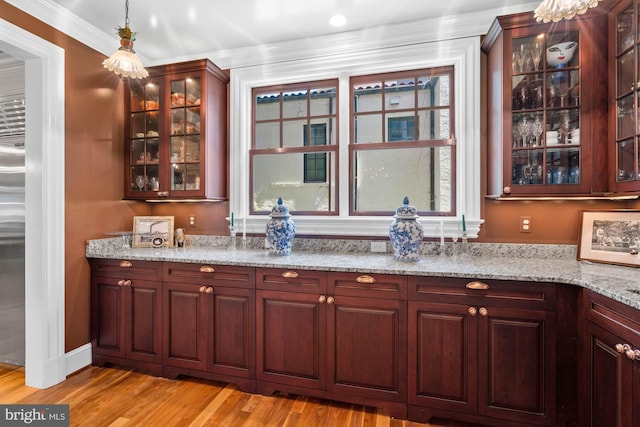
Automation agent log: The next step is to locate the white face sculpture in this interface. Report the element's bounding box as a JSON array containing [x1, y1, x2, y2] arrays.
[[546, 41, 577, 68]]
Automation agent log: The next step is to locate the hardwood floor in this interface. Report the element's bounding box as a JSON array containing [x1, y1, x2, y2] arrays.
[[0, 363, 478, 427]]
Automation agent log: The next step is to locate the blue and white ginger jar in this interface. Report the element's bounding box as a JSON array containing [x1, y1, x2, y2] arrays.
[[389, 197, 424, 262], [266, 197, 296, 256]]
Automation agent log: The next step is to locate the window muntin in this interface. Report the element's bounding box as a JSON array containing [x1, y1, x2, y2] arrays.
[[350, 67, 455, 215], [251, 81, 338, 214]]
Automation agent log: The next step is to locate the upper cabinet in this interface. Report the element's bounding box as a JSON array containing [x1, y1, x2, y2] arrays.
[[610, 0, 640, 192], [124, 59, 229, 200], [483, 12, 609, 197]]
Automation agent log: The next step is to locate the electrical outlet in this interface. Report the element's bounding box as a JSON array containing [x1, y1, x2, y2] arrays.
[[189, 215, 196, 227], [371, 241, 386, 253], [520, 216, 532, 233]]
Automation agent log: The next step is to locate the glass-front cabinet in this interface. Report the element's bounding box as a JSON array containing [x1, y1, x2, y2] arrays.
[[482, 12, 608, 196], [611, 0, 640, 191], [124, 60, 229, 200]]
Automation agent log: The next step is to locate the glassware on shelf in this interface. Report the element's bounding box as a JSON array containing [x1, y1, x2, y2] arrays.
[[531, 42, 544, 71], [135, 175, 145, 191], [517, 117, 529, 147], [532, 117, 544, 146], [560, 113, 572, 144]]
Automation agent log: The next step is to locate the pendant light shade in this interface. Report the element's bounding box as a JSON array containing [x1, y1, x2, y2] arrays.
[[534, 0, 602, 23], [103, 0, 148, 79]]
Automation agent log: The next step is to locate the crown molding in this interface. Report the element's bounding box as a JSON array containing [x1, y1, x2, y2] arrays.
[[10, 0, 537, 69]]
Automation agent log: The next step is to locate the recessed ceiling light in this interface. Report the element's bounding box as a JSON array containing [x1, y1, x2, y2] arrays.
[[329, 14, 347, 28]]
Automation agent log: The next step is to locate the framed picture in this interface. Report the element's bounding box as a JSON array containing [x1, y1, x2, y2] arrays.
[[578, 209, 640, 267], [132, 216, 175, 248]]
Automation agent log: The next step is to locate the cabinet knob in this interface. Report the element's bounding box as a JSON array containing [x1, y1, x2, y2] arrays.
[[199, 266, 215, 273], [503, 186, 511, 195], [206, 287, 214, 294], [199, 286, 207, 293], [157, 191, 169, 197], [479, 307, 488, 316], [355, 275, 375, 284], [119, 260, 133, 268], [124, 280, 132, 287], [616, 343, 626, 354], [117, 279, 125, 286], [327, 296, 335, 304], [282, 271, 299, 278], [319, 295, 326, 303], [466, 281, 489, 290], [468, 307, 477, 316]]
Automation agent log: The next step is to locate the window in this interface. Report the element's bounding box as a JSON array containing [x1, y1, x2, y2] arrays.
[[251, 81, 338, 214], [231, 36, 482, 237], [351, 67, 455, 215]]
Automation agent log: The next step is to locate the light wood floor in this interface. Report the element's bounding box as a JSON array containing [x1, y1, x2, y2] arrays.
[[0, 363, 480, 427]]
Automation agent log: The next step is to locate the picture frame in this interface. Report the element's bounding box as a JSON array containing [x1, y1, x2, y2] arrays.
[[578, 209, 640, 267], [132, 216, 175, 248]]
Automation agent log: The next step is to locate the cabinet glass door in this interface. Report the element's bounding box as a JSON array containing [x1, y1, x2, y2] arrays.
[[169, 77, 202, 192], [510, 30, 581, 189], [614, 4, 638, 183], [129, 81, 161, 194]]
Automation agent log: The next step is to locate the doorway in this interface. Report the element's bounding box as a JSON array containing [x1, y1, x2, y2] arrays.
[[0, 18, 66, 388]]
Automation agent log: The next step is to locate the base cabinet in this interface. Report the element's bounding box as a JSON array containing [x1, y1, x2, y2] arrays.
[[408, 277, 557, 426], [162, 263, 256, 391], [256, 269, 407, 418], [90, 259, 163, 375], [579, 290, 640, 427]]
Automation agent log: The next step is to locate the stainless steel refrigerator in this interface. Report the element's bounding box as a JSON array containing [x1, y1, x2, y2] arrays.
[[0, 52, 25, 366]]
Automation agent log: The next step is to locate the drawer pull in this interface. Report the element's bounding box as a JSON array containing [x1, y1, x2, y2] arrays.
[[199, 266, 215, 273], [617, 343, 640, 361], [282, 271, 299, 278], [119, 260, 133, 268], [355, 275, 375, 284], [466, 281, 489, 290]]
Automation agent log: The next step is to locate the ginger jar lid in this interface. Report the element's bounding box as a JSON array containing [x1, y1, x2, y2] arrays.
[[394, 196, 419, 219], [270, 197, 291, 218]]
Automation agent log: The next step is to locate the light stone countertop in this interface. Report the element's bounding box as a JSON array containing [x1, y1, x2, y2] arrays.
[[86, 236, 640, 311]]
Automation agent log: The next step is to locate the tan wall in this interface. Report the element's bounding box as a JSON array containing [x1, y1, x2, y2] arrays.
[[3, 1, 636, 353]]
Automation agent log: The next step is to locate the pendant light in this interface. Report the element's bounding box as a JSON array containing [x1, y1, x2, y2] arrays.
[[102, 0, 149, 79], [534, 0, 602, 23]]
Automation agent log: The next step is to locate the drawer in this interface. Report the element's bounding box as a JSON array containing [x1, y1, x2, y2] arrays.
[[408, 276, 556, 311], [327, 272, 407, 300], [163, 262, 255, 289], [256, 267, 326, 294], [582, 289, 640, 346], [89, 258, 162, 281]]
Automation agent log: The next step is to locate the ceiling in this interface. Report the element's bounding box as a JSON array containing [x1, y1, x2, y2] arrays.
[[46, 0, 540, 63]]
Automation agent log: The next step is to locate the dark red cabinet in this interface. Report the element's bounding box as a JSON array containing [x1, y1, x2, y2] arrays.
[[90, 259, 163, 376]]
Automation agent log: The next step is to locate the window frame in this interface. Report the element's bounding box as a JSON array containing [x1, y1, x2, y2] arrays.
[[229, 36, 482, 238], [349, 66, 456, 216]]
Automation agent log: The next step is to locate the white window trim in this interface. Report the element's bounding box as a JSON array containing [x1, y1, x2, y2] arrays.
[[230, 36, 483, 238]]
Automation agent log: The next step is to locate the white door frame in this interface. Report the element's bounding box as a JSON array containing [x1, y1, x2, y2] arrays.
[[0, 18, 66, 388]]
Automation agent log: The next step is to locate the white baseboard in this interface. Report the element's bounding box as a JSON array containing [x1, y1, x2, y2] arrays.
[[65, 343, 91, 376]]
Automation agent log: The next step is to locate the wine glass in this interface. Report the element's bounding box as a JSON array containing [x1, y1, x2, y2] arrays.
[[516, 44, 529, 72], [532, 116, 544, 147], [531, 42, 544, 70], [517, 118, 529, 147], [135, 175, 145, 191], [560, 113, 572, 144]]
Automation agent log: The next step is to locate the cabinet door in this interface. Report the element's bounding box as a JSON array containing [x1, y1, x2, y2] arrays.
[[477, 306, 555, 425], [125, 280, 163, 364], [408, 301, 477, 414], [581, 321, 632, 427], [91, 276, 126, 358], [256, 289, 326, 391], [208, 287, 255, 379], [163, 282, 209, 371], [327, 295, 406, 403]]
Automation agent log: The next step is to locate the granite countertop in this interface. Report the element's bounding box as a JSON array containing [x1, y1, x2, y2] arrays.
[[86, 237, 640, 311]]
